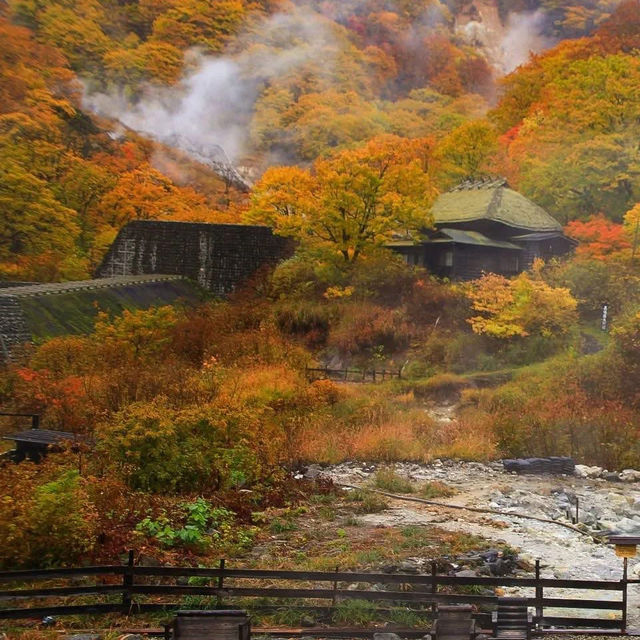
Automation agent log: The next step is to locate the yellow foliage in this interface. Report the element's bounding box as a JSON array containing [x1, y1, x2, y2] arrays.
[[466, 272, 578, 339]]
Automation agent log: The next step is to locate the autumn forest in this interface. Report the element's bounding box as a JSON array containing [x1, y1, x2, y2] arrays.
[[2, 0, 640, 592]]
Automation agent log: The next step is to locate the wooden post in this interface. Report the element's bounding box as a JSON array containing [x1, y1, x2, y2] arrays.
[[622, 556, 628, 634], [31, 414, 40, 429], [431, 560, 438, 616], [575, 497, 579, 524], [331, 566, 339, 608], [122, 549, 134, 613], [398, 367, 402, 380], [372, 369, 376, 382], [217, 558, 225, 608], [535, 559, 543, 625]]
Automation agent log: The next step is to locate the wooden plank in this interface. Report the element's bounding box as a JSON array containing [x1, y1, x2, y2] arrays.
[[541, 597, 623, 610], [539, 617, 622, 629], [130, 585, 500, 605], [0, 585, 124, 598], [0, 603, 121, 619], [130, 567, 624, 590], [0, 566, 124, 581]]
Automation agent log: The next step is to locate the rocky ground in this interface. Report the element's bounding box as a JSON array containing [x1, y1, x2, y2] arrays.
[[313, 460, 640, 627]]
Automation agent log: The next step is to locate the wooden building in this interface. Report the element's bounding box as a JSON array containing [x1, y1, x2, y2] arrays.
[[391, 178, 577, 279]]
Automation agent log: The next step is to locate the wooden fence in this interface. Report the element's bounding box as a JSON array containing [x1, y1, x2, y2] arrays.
[[0, 555, 631, 634], [305, 366, 403, 383]]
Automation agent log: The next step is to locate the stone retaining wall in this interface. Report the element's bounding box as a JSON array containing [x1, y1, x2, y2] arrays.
[[96, 220, 294, 296]]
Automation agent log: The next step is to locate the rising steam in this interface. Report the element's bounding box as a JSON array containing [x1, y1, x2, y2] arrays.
[[500, 10, 555, 73], [83, 8, 338, 182]]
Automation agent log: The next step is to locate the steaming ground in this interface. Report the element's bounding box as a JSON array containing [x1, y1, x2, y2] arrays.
[[319, 460, 640, 625]]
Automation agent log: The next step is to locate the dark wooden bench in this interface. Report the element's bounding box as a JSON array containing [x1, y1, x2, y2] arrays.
[[165, 609, 251, 640], [492, 597, 532, 640], [432, 604, 478, 640]]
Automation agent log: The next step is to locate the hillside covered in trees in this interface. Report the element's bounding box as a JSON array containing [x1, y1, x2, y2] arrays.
[[2, 0, 640, 583]]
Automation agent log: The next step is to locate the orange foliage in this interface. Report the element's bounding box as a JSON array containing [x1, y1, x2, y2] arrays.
[[565, 214, 631, 260]]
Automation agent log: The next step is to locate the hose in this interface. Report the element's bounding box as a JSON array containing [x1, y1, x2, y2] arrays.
[[337, 483, 601, 540]]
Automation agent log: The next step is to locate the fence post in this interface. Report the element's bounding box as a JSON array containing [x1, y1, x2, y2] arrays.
[[622, 556, 628, 634], [431, 560, 438, 616], [535, 559, 542, 625], [372, 369, 376, 382], [331, 566, 339, 608], [217, 558, 226, 608], [122, 549, 134, 613]]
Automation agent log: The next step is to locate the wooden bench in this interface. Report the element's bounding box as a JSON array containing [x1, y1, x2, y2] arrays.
[[432, 604, 478, 640], [491, 597, 532, 640], [165, 609, 251, 640]]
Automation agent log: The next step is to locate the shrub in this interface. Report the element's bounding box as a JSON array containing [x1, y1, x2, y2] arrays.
[[345, 489, 389, 513], [372, 467, 414, 493], [136, 499, 236, 550], [99, 398, 282, 493], [418, 481, 456, 499], [328, 303, 415, 358], [0, 466, 98, 568]]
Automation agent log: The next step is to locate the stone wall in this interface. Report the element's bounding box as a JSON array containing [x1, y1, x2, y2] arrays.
[[96, 221, 294, 296], [0, 296, 31, 362], [0, 275, 204, 363]]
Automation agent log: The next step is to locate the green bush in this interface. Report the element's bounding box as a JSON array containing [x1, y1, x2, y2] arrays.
[[29, 470, 98, 566], [136, 499, 237, 550], [372, 467, 414, 493], [345, 489, 389, 513]]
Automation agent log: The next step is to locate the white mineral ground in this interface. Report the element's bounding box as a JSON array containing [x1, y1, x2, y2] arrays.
[[320, 460, 640, 627]]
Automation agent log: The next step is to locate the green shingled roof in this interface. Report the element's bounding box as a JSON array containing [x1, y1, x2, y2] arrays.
[[431, 179, 562, 232]]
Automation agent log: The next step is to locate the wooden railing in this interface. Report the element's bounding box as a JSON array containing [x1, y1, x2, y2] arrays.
[[0, 555, 628, 633], [305, 366, 402, 383]]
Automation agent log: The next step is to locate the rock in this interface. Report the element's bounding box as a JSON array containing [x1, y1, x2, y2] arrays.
[[575, 464, 604, 479], [612, 517, 640, 534], [399, 561, 420, 574], [300, 616, 316, 628], [455, 569, 478, 578], [118, 636, 143, 640], [374, 633, 403, 640], [138, 554, 161, 566], [304, 464, 323, 479], [620, 469, 640, 483], [65, 636, 102, 640], [603, 471, 622, 482]]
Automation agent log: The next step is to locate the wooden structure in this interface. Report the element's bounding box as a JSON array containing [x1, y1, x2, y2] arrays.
[[305, 366, 402, 383], [165, 610, 250, 640], [0, 555, 632, 634], [3, 428, 89, 462], [431, 605, 478, 640], [492, 597, 532, 640], [390, 178, 577, 280]]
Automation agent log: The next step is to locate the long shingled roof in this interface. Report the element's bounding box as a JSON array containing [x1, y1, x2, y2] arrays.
[[431, 178, 563, 232]]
